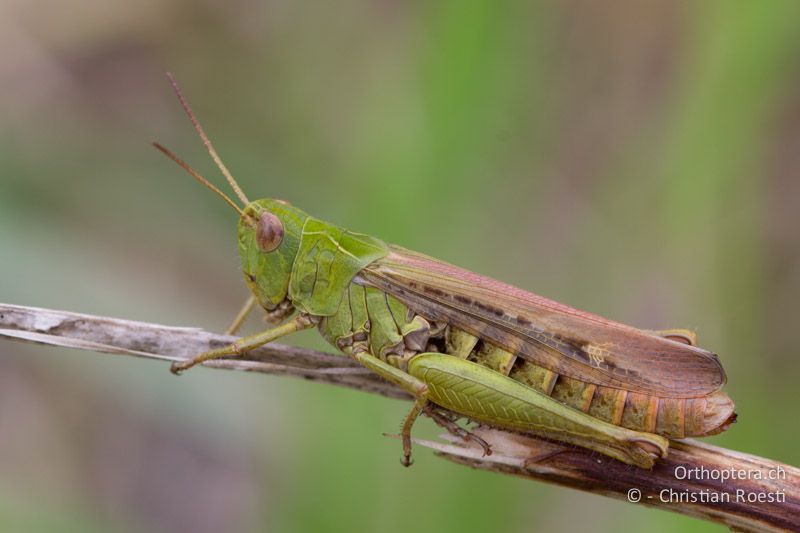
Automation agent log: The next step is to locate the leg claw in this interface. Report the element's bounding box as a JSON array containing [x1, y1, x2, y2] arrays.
[[170, 360, 194, 375], [423, 405, 493, 456]]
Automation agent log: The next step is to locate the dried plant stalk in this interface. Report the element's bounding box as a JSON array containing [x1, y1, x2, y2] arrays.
[[1, 303, 797, 532]]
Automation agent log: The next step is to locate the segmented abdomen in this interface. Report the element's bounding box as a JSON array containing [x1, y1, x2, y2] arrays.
[[470, 341, 735, 438], [318, 282, 735, 439]]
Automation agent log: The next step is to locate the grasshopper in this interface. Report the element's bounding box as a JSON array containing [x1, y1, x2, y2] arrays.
[[155, 74, 735, 469]]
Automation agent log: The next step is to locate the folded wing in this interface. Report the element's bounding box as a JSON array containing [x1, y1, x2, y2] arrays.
[[360, 247, 725, 398]]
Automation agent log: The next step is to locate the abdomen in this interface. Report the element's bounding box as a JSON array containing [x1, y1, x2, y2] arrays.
[[470, 340, 735, 438], [318, 283, 735, 439]]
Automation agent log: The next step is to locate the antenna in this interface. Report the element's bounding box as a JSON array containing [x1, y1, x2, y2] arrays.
[[153, 142, 247, 219], [165, 72, 250, 206]]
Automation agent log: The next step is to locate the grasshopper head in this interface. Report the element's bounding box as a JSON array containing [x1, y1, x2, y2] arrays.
[[238, 199, 309, 315], [154, 74, 316, 320]]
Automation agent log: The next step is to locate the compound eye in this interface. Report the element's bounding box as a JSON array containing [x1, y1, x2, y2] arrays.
[[255, 211, 284, 252]]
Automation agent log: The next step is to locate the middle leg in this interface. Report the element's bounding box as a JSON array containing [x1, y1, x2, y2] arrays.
[[352, 351, 429, 466]]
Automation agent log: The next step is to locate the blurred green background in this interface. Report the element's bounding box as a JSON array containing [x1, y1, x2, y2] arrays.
[[1, 1, 799, 532]]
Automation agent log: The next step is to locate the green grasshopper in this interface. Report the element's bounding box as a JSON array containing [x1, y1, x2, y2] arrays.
[[155, 75, 735, 469]]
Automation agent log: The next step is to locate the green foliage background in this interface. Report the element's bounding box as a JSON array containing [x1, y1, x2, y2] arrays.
[[1, 2, 798, 532]]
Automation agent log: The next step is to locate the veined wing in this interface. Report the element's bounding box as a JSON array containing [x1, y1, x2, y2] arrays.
[[359, 247, 725, 398]]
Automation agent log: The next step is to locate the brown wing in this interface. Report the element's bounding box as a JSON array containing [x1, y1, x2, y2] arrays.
[[359, 247, 726, 398]]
